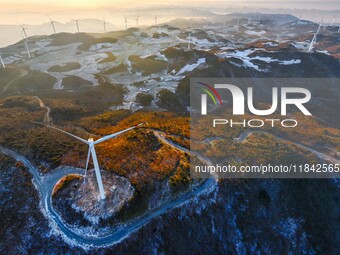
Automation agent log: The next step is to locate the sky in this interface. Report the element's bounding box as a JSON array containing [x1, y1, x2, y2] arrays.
[[0, 0, 339, 24]]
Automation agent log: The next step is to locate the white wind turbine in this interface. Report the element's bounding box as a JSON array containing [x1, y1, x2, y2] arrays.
[[308, 18, 323, 52], [135, 16, 139, 28], [235, 18, 240, 31], [155, 15, 157, 25], [48, 17, 57, 34], [125, 16, 128, 30], [20, 24, 28, 39], [188, 32, 191, 50], [20, 25, 31, 58], [24, 40, 31, 58], [0, 51, 5, 68], [73, 19, 80, 33], [103, 18, 107, 32], [248, 14, 253, 24], [38, 123, 144, 200]]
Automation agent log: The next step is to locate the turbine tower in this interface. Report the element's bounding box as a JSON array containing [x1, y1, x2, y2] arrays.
[[331, 14, 335, 26], [19, 25, 31, 58], [0, 51, 5, 68], [188, 32, 191, 50], [48, 17, 56, 34], [235, 18, 240, 31], [24, 40, 31, 58], [38, 123, 144, 200], [103, 18, 107, 32], [125, 16, 128, 30], [73, 19, 80, 33], [155, 15, 157, 25], [135, 16, 139, 28], [308, 18, 323, 52]]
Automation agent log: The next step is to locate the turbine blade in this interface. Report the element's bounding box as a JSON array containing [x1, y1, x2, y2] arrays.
[[94, 123, 144, 145], [84, 146, 91, 183], [32, 121, 89, 144]]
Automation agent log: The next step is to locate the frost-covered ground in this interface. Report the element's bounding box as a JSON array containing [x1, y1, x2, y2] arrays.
[[2, 18, 338, 111]]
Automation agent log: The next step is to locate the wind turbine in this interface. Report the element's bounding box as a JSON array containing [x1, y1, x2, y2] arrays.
[[248, 15, 252, 25], [125, 16, 128, 30], [235, 18, 240, 31], [24, 40, 31, 58], [0, 51, 5, 68], [103, 18, 107, 32], [19, 25, 31, 58], [48, 17, 56, 34], [36, 122, 144, 200], [20, 24, 28, 39], [73, 19, 80, 33], [135, 16, 139, 28], [308, 18, 323, 52], [188, 32, 191, 50], [331, 14, 335, 26], [155, 15, 157, 25]]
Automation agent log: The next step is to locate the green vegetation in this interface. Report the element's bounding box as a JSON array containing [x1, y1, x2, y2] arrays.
[[52, 174, 82, 196], [156, 89, 183, 112], [98, 52, 118, 64], [128, 55, 168, 76], [5, 70, 56, 93], [62, 75, 93, 89], [135, 92, 153, 106]]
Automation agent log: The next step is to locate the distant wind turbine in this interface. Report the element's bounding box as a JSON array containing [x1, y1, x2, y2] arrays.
[[188, 32, 191, 50], [48, 17, 56, 34], [24, 40, 31, 58], [308, 18, 323, 52], [125, 16, 128, 30], [135, 16, 139, 28], [20, 24, 28, 39], [36, 122, 144, 200], [103, 18, 107, 32], [0, 51, 5, 68], [248, 15, 252, 24], [73, 19, 80, 33], [155, 15, 157, 25], [19, 25, 31, 58], [331, 14, 335, 26], [235, 18, 240, 31]]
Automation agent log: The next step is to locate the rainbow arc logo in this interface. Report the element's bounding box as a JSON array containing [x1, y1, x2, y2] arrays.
[[197, 82, 222, 106]]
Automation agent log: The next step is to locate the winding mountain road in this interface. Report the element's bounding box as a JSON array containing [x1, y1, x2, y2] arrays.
[[0, 133, 216, 248], [233, 130, 340, 164], [34, 96, 52, 124], [2, 124, 337, 248]]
